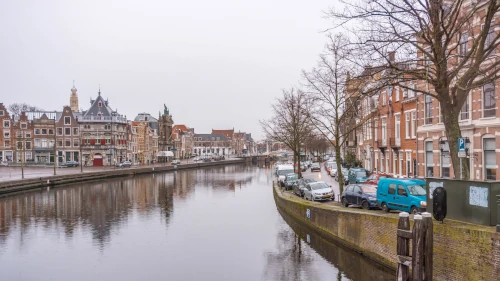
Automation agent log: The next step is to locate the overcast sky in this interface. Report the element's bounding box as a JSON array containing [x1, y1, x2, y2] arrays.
[[0, 0, 340, 140]]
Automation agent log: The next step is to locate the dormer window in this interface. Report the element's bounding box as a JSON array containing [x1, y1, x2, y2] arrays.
[[98, 102, 102, 107]]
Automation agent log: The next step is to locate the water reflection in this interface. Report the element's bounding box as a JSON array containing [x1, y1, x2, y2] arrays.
[[277, 207, 395, 281]]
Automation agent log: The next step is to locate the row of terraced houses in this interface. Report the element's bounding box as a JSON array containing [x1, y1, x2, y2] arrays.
[[345, 3, 500, 181], [0, 85, 255, 166]]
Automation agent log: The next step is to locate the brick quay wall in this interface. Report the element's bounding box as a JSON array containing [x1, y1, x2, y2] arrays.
[[273, 184, 500, 281], [0, 159, 246, 195]]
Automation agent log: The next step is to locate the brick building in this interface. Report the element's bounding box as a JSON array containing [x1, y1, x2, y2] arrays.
[[12, 112, 33, 163], [193, 134, 231, 157], [0, 103, 13, 162], [172, 124, 193, 159]]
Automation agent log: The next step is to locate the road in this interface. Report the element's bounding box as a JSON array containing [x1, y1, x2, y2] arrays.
[[0, 157, 236, 182]]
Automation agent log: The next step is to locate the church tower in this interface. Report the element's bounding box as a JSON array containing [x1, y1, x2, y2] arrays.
[[70, 81, 79, 112]]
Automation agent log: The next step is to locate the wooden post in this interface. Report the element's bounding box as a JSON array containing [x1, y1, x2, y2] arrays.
[[412, 214, 424, 281], [422, 212, 433, 281], [396, 212, 411, 281], [497, 195, 500, 232]]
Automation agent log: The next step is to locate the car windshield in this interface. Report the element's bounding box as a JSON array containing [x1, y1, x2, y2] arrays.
[[311, 163, 320, 168], [287, 174, 298, 180], [303, 179, 314, 183], [361, 186, 377, 193], [407, 185, 426, 196], [356, 171, 367, 177], [278, 169, 294, 176], [310, 183, 329, 190]]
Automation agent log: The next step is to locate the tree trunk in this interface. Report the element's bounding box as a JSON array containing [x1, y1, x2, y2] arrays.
[[442, 105, 470, 180], [334, 137, 344, 195]]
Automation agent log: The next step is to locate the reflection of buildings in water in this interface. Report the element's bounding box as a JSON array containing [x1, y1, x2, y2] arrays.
[[277, 208, 395, 281], [0, 164, 256, 250]]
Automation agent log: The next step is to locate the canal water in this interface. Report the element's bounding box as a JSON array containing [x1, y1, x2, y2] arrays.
[[0, 164, 394, 281]]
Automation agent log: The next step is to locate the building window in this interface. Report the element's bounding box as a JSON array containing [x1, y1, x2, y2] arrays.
[[48, 129, 54, 135], [406, 151, 412, 177], [411, 111, 416, 138], [4, 140, 10, 147], [425, 95, 433, 124], [4, 129, 10, 138], [460, 93, 469, 120], [484, 25, 495, 56], [3, 120, 10, 128], [57, 128, 63, 136], [374, 119, 378, 140], [395, 86, 400, 102], [382, 91, 387, 106], [106, 138, 111, 144], [441, 141, 450, 178], [483, 82, 496, 118], [42, 128, 47, 135], [405, 112, 410, 139], [57, 139, 63, 147], [484, 138, 496, 180], [381, 117, 387, 146], [73, 127, 79, 135], [64, 116, 71, 125], [380, 154, 384, 172], [16, 131, 22, 138], [98, 102, 102, 107], [73, 139, 79, 147], [395, 114, 400, 143], [65, 128, 71, 136], [0, 110, 3, 116], [25, 132, 31, 138], [459, 32, 468, 57], [425, 141, 434, 177], [65, 139, 71, 147], [35, 139, 40, 147], [25, 152, 32, 160], [35, 128, 40, 135], [26, 141, 31, 149], [21, 122, 27, 129]]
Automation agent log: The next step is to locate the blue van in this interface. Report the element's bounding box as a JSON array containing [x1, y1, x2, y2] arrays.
[[348, 168, 369, 184], [377, 178, 427, 214]]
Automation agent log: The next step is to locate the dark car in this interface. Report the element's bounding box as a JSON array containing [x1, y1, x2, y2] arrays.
[[341, 184, 378, 210], [364, 173, 393, 186], [310, 163, 321, 172], [292, 178, 315, 197], [283, 173, 299, 190], [60, 160, 79, 167]]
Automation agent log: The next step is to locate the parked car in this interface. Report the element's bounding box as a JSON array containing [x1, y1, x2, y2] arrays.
[[60, 161, 79, 167], [303, 182, 334, 201], [341, 184, 378, 210], [300, 163, 307, 172], [335, 167, 349, 182], [293, 178, 315, 197], [116, 161, 132, 168], [193, 157, 200, 162], [172, 159, 181, 165], [326, 162, 336, 175], [283, 173, 299, 190], [330, 166, 338, 177], [348, 168, 369, 184], [310, 163, 321, 172], [277, 166, 294, 187], [0, 161, 9, 167], [365, 173, 393, 186], [377, 178, 427, 214]]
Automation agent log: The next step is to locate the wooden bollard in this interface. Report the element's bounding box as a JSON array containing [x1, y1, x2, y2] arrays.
[[396, 212, 411, 281], [422, 212, 433, 281], [412, 214, 424, 281]]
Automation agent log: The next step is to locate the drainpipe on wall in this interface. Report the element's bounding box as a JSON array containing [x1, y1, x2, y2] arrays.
[[415, 94, 418, 178]]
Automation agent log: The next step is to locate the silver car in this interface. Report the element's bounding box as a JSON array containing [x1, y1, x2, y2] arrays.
[[304, 182, 334, 201]]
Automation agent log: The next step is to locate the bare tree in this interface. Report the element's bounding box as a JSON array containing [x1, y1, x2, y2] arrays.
[[260, 88, 312, 178], [303, 33, 379, 194], [330, 0, 500, 179], [8, 103, 43, 116]]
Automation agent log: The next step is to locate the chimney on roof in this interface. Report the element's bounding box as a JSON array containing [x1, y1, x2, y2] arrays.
[[388, 51, 395, 63]]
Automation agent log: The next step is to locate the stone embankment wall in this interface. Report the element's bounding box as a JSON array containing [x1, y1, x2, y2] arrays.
[[0, 159, 245, 195], [273, 184, 500, 281]]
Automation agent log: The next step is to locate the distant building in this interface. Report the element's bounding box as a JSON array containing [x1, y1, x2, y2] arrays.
[[70, 82, 79, 112], [193, 134, 231, 157], [158, 104, 174, 153], [172, 124, 193, 159], [79, 90, 128, 166]]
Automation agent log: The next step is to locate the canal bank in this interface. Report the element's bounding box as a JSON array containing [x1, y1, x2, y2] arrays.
[[0, 159, 245, 195], [273, 183, 500, 281]]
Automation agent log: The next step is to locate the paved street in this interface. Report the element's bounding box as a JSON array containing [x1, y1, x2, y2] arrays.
[[0, 157, 238, 182], [299, 164, 342, 202]]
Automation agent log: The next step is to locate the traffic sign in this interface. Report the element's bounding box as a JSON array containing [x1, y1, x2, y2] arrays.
[[458, 138, 466, 153], [458, 151, 466, 158]]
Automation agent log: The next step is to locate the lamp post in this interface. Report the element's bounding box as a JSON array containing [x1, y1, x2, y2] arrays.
[[53, 116, 57, 176]]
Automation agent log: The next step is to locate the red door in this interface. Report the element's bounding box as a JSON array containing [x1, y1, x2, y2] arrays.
[[93, 154, 103, 166]]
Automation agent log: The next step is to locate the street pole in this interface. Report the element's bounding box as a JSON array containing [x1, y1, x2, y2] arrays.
[[53, 119, 57, 176], [460, 156, 462, 180]]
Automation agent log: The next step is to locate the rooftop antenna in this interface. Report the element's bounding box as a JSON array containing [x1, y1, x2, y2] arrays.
[[98, 84, 101, 96]]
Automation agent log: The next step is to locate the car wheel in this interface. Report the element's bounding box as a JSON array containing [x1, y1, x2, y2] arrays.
[[361, 200, 370, 210], [410, 206, 418, 215], [341, 197, 349, 207], [381, 203, 390, 212]]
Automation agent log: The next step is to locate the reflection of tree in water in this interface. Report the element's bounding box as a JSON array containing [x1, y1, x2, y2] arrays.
[[264, 227, 320, 281]]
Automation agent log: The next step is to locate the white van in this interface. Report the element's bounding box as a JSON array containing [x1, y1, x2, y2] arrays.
[[276, 165, 294, 186]]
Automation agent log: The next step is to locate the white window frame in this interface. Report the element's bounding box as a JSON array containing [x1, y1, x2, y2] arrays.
[[395, 86, 400, 102], [395, 113, 401, 144], [374, 119, 378, 141], [381, 117, 387, 145], [3, 129, 10, 138], [411, 111, 416, 138], [406, 151, 412, 177], [393, 152, 397, 174], [460, 93, 470, 120], [484, 137, 496, 180], [3, 120, 10, 128], [405, 112, 410, 139], [64, 116, 71, 125]]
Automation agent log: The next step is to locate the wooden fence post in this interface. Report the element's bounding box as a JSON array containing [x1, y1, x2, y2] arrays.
[[412, 214, 424, 281], [396, 212, 411, 281], [422, 212, 433, 281]]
